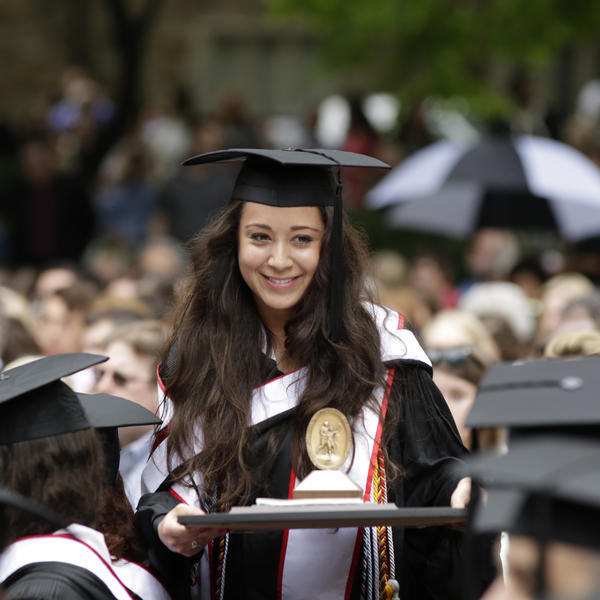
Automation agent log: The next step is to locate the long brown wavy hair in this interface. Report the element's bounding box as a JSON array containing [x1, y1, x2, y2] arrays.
[[0, 429, 104, 545], [163, 199, 387, 508], [0, 428, 146, 561]]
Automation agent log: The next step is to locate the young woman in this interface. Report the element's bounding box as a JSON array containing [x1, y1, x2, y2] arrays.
[[0, 354, 171, 600], [136, 149, 477, 600]]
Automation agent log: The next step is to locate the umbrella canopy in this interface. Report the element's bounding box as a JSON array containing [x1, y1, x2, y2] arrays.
[[366, 134, 600, 241]]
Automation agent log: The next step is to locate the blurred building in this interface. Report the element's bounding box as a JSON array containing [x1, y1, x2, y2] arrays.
[[0, 1, 329, 122]]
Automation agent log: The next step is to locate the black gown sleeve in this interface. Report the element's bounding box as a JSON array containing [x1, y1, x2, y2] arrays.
[[387, 359, 467, 507], [3, 562, 131, 600], [135, 491, 197, 600], [385, 360, 494, 600]]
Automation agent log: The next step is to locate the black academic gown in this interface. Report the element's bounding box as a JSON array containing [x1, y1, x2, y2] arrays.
[[3, 562, 141, 600], [136, 357, 492, 600]]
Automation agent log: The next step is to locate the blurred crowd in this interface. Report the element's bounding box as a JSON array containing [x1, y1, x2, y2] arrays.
[[2, 64, 600, 599]]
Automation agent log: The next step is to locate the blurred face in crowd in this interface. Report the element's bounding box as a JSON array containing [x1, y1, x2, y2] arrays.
[[409, 255, 451, 302], [432, 368, 476, 449], [35, 294, 84, 354], [237, 203, 324, 329], [81, 318, 118, 355], [94, 340, 157, 447], [34, 267, 77, 300]]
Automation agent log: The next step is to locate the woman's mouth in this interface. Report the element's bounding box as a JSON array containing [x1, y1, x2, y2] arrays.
[[263, 275, 298, 287]]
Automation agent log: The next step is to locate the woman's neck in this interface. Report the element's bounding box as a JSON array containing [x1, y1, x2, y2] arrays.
[[258, 307, 297, 373]]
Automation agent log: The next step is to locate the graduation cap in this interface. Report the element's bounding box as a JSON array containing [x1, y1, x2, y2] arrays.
[[460, 436, 600, 598], [466, 356, 600, 436], [461, 435, 600, 550], [0, 353, 161, 444], [181, 148, 390, 341]]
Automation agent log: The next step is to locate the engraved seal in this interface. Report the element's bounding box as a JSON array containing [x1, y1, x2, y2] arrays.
[[306, 408, 352, 470]]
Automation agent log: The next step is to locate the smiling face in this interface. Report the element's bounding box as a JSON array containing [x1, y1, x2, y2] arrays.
[[238, 202, 325, 329]]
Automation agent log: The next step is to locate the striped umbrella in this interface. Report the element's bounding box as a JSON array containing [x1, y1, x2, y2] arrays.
[[366, 134, 600, 240]]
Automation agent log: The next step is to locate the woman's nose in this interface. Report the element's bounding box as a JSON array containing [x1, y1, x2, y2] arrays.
[[267, 243, 293, 269]]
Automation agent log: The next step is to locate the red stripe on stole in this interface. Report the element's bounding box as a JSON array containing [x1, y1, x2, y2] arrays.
[[363, 369, 392, 501], [40, 534, 136, 599], [345, 368, 394, 599], [150, 425, 170, 456], [397, 313, 405, 330], [276, 468, 297, 599], [169, 488, 187, 504]]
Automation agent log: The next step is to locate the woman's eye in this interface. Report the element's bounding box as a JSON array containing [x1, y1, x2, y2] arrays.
[[250, 232, 270, 241], [294, 235, 312, 244]]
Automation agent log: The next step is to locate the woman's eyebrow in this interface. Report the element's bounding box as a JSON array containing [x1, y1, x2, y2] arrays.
[[244, 223, 272, 230], [244, 224, 321, 232], [290, 225, 321, 232]]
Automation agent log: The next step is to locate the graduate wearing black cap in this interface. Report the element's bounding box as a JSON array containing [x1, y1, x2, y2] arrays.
[[466, 355, 600, 441], [459, 356, 600, 599], [0, 354, 170, 600], [462, 435, 600, 599], [135, 149, 485, 600]]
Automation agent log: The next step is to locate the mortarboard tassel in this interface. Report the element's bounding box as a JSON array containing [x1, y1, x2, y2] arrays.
[[328, 170, 344, 343], [295, 148, 345, 343]]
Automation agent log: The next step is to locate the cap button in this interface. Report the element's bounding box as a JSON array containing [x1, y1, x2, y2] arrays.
[[560, 376, 583, 391]]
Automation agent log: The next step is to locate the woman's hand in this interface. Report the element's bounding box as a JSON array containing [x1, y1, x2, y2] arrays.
[[450, 477, 472, 509], [157, 503, 228, 557]]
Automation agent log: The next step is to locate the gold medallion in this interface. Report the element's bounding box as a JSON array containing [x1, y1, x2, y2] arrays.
[[306, 408, 352, 470]]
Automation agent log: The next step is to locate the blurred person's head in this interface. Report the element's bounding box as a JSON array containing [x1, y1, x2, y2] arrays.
[[0, 286, 35, 333], [378, 284, 437, 336], [32, 263, 80, 300], [544, 329, 600, 359], [81, 236, 136, 287], [103, 276, 141, 300], [137, 235, 188, 283], [94, 320, 169, 447], [559, 293, 600, 329], [369, 250, 408, 289], [422, 310, 502, 449], [421, 309, 501, 362], [428, 344, 503, 451], [509, 256, 548, 301], [2, 318, 41, 367], [34, 281, 98, 355], [477, 314, 528, 361], [467, 433, 600, 600], [81, 294, 152, 354], [536, 273, 596, 349], [0, 286, 38, 367], [409, 251, 457, 308], [466, 228, 520, 281], [459, 282, 536, 360], [0, 353, 148, 561]]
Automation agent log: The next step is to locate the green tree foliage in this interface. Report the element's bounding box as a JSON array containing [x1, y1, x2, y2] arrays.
[[269, 0, 600, 112]]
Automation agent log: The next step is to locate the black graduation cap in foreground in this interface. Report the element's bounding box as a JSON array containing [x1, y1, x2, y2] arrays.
[[466, 356, 600, 434], [0, 354, 161, 444], [182, 148, 390, 341], [461, 435, 600, 550]]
